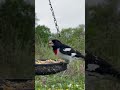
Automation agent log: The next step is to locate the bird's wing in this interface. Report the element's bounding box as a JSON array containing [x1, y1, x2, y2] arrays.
[[85, 52, 119, 77], [59, 44, 85, 58]]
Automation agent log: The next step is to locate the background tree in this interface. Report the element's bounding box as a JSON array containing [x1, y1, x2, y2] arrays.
[[35, 25, 51, 45], [86, 0, 120, 68], [0, 0, 34, 79]]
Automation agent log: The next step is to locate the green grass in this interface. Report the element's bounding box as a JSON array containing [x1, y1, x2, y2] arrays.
[[35, 61, 85, 90], [35, 43, 57, 60]]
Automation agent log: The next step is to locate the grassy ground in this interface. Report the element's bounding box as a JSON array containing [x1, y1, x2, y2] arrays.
[[35, 60, 85, 90], [35, 43, 85, 90]]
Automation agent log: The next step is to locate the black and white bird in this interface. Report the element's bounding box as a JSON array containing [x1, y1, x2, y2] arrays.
[[49, 39, 85, 62], [85, 51, 120, 80]]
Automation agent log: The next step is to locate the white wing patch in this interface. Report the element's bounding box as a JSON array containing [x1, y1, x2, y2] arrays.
[[63, 48, 71, 51], [87, 64, 100, 71], [71, 53, 77, 57]]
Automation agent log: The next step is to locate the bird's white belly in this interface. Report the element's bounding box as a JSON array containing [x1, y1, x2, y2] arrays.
[[57, 50, 73, 62]]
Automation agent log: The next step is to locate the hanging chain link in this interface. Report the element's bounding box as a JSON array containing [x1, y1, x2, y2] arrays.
[[48, 0, 60, 36]]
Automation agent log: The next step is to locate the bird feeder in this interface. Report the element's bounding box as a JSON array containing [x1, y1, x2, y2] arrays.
[[35, 59, 68, 75]]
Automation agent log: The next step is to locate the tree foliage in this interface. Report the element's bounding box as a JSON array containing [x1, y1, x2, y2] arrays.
[[0, 0, 34, 78], [0, 0, 34, 46], [86, 0, 120, 67], [35, 25, 51, 44]]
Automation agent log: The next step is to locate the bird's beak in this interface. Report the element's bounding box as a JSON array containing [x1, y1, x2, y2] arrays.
[[48, 41, 54, 46]]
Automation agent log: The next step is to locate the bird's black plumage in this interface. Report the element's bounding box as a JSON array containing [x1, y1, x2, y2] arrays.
[[59, 44, 85, 58]]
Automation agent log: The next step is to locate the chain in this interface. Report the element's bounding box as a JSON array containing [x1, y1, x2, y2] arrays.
[[48, 0, 60, 36]]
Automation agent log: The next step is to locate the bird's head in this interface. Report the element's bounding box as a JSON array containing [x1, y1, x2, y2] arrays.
[[49, 39, 62, 48]]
